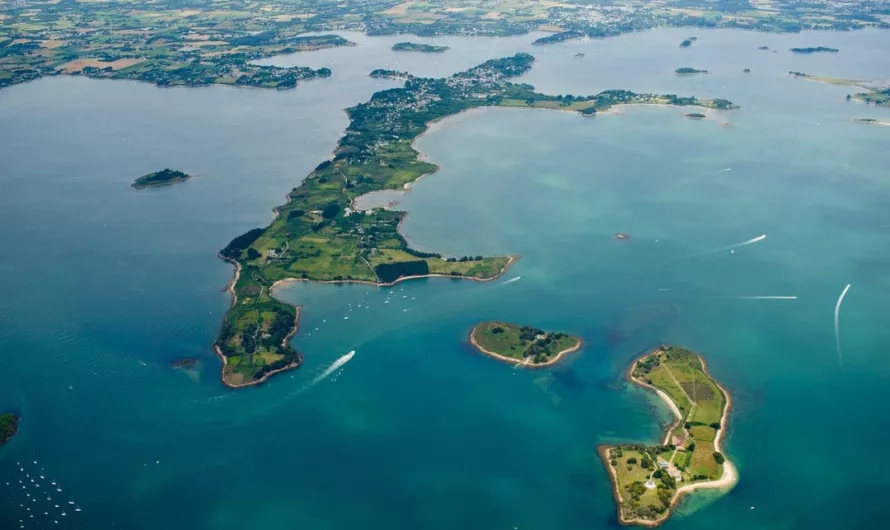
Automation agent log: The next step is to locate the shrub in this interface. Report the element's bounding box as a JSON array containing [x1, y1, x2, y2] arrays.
[[713, 452, 725, 464], [322, 203, 341, 219]]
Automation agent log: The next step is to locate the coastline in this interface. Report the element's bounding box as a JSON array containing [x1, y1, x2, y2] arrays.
[[214, 99, 522, 388], [215, 81, 734, 388], [269, 254, 518, 293], [467, 323, 583, 369], [600, 347, 737, 527]]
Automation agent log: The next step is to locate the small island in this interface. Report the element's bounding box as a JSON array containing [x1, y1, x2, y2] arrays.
[[369, 69, 410, 80], [1, 413, 19, 446], [132, 168, 192, 189], [852, 118, 890, 126], [675, 67, 708, 76], [758, 45, 770, 51], [679, 37, 697, 48], [391, 42, 450, 53], [469, 321, 582, 368], [790, 46, 839, 54], [684, 112, 707, 119], [599, 346, 736, 527]]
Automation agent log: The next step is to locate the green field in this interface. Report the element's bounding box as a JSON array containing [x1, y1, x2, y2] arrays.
[[600, 346, 731, 525], [471, 321, 581, 365]]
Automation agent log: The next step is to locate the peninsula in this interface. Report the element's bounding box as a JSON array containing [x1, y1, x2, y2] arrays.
[[132, 168, 192, 189], [392, 42, 450, 53], [1, 413, 19, 446], [215, 53, 737, 387], [787, 72, 890, 108], [790, 46, 839, 54], [469, 321, 582, 368], [599, 346, 736, 527], [675, 67, 708, 76]]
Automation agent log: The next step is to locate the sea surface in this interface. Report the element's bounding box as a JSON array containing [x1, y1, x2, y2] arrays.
[[2, 28, 890, 530]]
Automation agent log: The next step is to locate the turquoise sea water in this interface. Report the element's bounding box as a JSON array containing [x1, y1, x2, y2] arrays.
[[2, 28, 890, 529]]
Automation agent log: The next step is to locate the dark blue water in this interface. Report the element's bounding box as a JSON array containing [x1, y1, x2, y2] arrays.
[[2, 28, 890, 530]]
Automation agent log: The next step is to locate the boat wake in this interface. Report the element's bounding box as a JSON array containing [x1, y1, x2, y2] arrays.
[[308, 350, 355, 388], [834, 285, 851, 369], [675, 234, 766, 261], [731, 295, 798, 300], [501, 276, 521, 285]]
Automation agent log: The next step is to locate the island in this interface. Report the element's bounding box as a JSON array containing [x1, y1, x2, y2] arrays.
[[675, 67, 708, 76], [469, 321, 582, 368], [684, 112, 707, 119], [132, 168, 192, 189], [758, 45, 770, 51], [679, 37, 697, 48], [369, 69, 410, 80], [172, 358, 198, 370], [214, 53, 737, 387], [790, 46, 839, 54], [391, 42, 450, 53], [599, 346, 736, 527], [852, 118, 890, 126], [1, 413, 19, 446], [787, 72, 890, 108]]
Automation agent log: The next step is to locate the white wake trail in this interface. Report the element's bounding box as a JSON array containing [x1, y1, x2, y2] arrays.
[[501, 276, 521, 285], [732, 295, 798, 300], [309, 350, 355, 387], [675, 234, 766, 261], [738, 234, 767, 246], [834, 285, 851, 369]]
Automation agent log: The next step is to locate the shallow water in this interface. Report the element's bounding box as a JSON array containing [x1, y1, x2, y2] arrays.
[[2, 27, 890, 530]]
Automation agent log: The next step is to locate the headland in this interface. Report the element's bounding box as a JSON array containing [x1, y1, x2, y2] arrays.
[[0, 413, 19, 446]]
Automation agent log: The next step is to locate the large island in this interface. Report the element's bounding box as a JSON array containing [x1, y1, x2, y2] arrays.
[[599, 346, 736, 527], [469, 321, 582, 368], [1, 413, 19, 446], [214, 53, 737, 387]]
